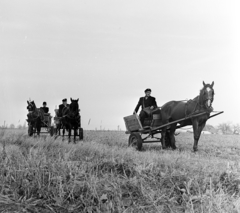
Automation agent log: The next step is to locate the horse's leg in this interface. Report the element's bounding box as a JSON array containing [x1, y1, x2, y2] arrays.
[[74, 126, 77, 143], [62, 126, 65, 141], [169, 125, 177, 150], [37, 123, 41, 136], [68, 124, 72, 143], [161, 128, 167, 149], [192, 120, 206, 152], [68, 126, 71, 143]]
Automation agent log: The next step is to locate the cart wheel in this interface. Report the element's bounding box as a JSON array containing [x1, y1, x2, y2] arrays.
[[28, 124, 33, 136], [128, 132, 143, 151], [79, 128, 83, 140]]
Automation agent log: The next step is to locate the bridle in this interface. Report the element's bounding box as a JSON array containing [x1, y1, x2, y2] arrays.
[[200, 86, 214, 111], [185, 86, 214, 117], [27, 102, 42, 122]]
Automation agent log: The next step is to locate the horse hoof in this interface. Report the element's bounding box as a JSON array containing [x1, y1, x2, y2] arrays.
[[172, 146, 177, 150], [193, 147, 198, 152], [162, 145, 167, 149]]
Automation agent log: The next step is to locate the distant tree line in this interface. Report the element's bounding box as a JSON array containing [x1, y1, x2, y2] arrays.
[[216, 122, 240, 135]]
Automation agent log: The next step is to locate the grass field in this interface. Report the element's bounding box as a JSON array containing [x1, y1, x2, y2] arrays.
[[0, 129, 240, 213]]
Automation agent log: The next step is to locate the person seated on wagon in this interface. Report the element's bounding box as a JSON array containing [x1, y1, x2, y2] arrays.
[[40, 101, 49, 114], [134, 88, 157, 125], [58, 98, 69, 117]]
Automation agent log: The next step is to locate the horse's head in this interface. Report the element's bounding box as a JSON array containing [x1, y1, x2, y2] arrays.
[[200, 81, 214, 109], [70, 98, 79, 114], [27, 100, 37, 111]]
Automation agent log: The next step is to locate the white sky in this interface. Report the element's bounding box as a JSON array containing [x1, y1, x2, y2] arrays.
[[0, 0, 239, 130]]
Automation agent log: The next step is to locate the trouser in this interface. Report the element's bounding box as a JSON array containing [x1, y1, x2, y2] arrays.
[[139, 110, 148, 126]]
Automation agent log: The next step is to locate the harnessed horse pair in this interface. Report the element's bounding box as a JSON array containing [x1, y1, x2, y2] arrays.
[[56, 98, 80, 142], [27, 98, 80, 142]]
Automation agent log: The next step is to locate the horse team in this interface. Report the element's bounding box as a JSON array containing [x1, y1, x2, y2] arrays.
[[27, 98, 82, 142]]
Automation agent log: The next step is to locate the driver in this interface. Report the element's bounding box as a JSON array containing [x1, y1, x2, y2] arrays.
[[58, 98, 69, 117], [40, 102, 49, 113], [134, 88, 157, 125]]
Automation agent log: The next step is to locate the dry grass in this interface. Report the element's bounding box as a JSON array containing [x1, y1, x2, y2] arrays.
[[0, 129, 240, 212]]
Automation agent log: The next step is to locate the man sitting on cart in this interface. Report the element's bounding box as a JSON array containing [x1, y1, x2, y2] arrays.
[[58, 98, 69, 117], [40, 102, 49, 113], [134, 88, 158, 126]]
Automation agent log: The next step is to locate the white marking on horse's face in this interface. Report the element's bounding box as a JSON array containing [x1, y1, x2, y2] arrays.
[[206, 87, 213, 99], [206, 87, 211, 92], [207, 99, 211, 107]]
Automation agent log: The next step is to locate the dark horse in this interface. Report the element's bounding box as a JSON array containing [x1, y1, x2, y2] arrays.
[[27, 100, 44, 136], [60, 98, 80, 143], [161, 81, 215, 151]]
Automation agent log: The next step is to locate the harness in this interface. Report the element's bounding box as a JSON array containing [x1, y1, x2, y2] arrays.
[[28, 108, 44, 123], [185, 96, 213, 118]]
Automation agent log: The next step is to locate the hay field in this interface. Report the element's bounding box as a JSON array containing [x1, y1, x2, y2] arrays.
[[0, 129, 240, 213]]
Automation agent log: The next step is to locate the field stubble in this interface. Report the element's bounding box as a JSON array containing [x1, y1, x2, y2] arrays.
[[0, 129, 240, 213]]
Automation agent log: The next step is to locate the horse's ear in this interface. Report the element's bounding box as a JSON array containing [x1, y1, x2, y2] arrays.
[[70, 98, 72, 102], [211, 81, 214, 87], [77, 98, 79, 102], [27, 101, 29, 104], [203, 81, 206, 87]]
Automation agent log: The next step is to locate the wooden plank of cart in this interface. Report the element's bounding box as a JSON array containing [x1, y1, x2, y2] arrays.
[[123, 111, 224, 151]]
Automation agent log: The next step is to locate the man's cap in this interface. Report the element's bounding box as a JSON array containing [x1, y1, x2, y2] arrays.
[[43, 101, 47, 105], [62, 98, 67, 102], [145, 88, 151, 93]]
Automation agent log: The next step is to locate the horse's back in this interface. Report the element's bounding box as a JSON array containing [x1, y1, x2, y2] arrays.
[[161, 101, 186, 121]]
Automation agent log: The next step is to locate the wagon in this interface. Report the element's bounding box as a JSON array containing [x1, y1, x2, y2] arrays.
[[123, 111, 224, 150], [53, 109, 84, 140], [28, 113, 54, 136]]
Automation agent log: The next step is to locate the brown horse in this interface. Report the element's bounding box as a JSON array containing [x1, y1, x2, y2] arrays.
[[161, 81, 214, 151], [27, 100, 44, 136], [60, 98, 80, 143]]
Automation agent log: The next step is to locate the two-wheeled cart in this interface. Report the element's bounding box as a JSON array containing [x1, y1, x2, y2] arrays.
[[124, 111, 224, 150]]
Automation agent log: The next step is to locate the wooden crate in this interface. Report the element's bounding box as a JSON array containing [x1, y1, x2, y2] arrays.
[[123, 114, 142, 132]]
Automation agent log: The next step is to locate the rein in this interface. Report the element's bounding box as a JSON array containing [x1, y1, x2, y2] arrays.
[[28, 108, 42, 122], [62, 105, 79, 120]]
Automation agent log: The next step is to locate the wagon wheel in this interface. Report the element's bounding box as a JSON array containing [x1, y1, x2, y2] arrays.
[[128, 132, 143, 151], [79, 128, 83, 140], [28, 124, 33, 136]]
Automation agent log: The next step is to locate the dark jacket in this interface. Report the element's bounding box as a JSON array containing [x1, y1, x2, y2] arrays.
[[40, 106, 49, 113], [58, 104, 69, 117], [134, 96, 157, 113]]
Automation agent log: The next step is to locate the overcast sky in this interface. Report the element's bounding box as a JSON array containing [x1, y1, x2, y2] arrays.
[[0, 0, 239, 130]]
